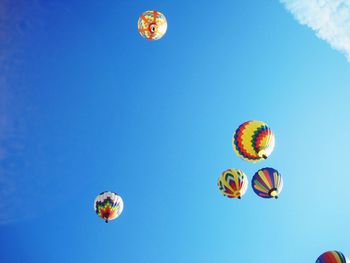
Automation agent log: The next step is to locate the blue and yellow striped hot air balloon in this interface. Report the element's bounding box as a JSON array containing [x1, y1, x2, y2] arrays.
[[316, 251, 350, 263], [251, 167, 283, 199], [232, 120, 275, 163], [218, 169, 248, 199]]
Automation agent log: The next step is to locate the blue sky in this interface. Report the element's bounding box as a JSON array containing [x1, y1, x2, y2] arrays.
[[1, 0, 350, 262]]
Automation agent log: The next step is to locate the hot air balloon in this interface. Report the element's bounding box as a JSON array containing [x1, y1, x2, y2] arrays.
[[94, 191, 124, 223], [137, 10, 167, 40], [232, 120, 275, 162], [316, 251, 350, 263], [218, 169, 248, 199], [252, 167, 283, 199]]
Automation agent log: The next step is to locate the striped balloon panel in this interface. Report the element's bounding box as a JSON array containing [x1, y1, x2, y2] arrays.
[[316, 251, 349, 263], [232, 120, 275, 163], [218, 169, 248, 198], [94, 191, 124, 221], [251, 168, 283, 198], [138, 10, 167, 40]]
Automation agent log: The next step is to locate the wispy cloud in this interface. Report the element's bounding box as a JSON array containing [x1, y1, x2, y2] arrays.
[[0, 0, 42, 224], [0, 0, 25, 224], [280, 0, 350, 61], [0, 0, 75, 224]]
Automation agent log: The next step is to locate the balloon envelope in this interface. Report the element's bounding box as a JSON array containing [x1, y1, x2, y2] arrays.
[[138, 10, 167, 40], [232, 120, 275, 162], [252, 167, 283, 199], [218, 169, 248, 199], [94, 191, 124, 223], [316, 251, 350, 263]]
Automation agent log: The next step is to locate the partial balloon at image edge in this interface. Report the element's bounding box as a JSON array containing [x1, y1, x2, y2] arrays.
[[315, 250, 350, 263]]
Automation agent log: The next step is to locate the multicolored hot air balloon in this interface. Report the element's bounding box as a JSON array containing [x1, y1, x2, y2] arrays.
[[252, 167, 283, 199], [218, 169, 248, 199], [316, 251, 350, 263], [94, 191, 124, 223], [137, 10, 167, 40], [232, 120, 275, 163]]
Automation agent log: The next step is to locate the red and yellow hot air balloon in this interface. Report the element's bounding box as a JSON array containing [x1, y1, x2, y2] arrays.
[[316, 251, 350, 263], [232, 120, 275, 162], [218, 169, 248, 199], [252, 167, 283, 199], [94, 191, 124, 223], [137, 10, 167, 40]]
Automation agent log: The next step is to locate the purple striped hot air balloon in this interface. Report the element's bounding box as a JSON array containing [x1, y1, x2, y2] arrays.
[[251, 167, 283, 199]]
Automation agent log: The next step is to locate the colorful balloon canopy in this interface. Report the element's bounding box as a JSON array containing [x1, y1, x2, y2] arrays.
[[138, 10, 167, 40], [218, 169, 248, 199], [94, 191, 124, 223], [252, 167, 283, 199], [232, 120, 275, 163], [316, 251, 350, 263]]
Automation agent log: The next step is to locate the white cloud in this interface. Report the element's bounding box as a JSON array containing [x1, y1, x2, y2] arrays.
[[280, 0, 350, 61]]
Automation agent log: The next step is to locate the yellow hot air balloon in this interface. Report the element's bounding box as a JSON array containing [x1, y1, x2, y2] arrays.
[[232, 120, 275, 163], [217, 169, 248, 199], [137, 10, 167, 40]]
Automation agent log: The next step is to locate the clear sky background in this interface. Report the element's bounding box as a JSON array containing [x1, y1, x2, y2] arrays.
[[1, 0, 350, 262]]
